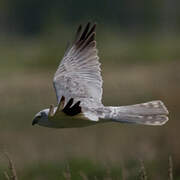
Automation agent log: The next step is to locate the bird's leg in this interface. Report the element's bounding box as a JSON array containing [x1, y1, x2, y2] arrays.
[[48, 104, 54, 118]]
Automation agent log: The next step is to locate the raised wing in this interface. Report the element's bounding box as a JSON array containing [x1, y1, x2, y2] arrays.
[[53, 23, 103, 105]]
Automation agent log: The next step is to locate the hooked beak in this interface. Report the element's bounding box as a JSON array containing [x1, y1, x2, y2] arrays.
[[32, 117, 38, 126]]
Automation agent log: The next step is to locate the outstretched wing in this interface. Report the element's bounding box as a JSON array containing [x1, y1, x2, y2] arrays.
[[53, 23, 103, 105]]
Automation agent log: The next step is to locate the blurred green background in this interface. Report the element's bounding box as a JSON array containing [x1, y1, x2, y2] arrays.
[[0, 0, 180, 179]]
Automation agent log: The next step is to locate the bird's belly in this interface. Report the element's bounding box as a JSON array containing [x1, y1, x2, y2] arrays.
[[49, 113, 98, 128]]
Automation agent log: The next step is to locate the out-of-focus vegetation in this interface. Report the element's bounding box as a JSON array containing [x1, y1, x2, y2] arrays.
[[0, 0, 180, 179], [1, 0, 180, 35], [0, 154, 175, 180]]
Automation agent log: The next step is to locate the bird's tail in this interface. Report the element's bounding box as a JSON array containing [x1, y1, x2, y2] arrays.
[[102, 100, 169, 126]]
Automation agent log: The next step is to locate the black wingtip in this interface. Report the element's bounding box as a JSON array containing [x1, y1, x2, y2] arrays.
[[74, 25, 82, 43], [79, 22, 91, 41], [75, 22, 97, 50], [62, 98, 81, 116]]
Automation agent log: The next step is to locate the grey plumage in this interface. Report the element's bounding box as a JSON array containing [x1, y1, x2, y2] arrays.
[[32, 23, 169, 128], [101, 100, 169, 125], [53, 22, 102, 106]]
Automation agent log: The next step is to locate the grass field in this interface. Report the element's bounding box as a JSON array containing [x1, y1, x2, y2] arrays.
[[1, 154, 175, 180], [0, 32, 180, 179]]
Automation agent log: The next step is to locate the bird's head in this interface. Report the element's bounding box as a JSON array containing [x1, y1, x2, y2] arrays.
[[32, 109, 49, 127]]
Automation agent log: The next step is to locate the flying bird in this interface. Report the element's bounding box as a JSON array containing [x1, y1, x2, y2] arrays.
[[32, 23, 169, 128]]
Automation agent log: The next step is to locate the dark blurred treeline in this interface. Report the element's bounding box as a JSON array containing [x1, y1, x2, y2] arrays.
[[0, 0, 180, 35]]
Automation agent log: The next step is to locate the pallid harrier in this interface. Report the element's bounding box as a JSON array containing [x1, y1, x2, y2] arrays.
[[32, 23, 169, 128]]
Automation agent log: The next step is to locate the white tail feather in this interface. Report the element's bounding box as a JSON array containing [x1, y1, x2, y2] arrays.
[[102, 100, 169, 126]]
